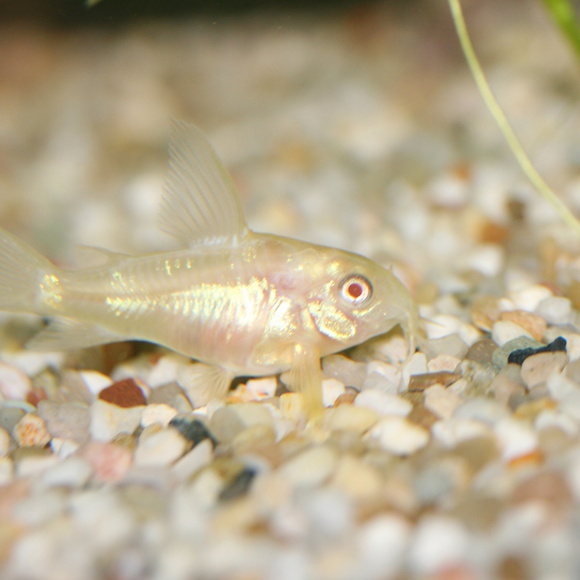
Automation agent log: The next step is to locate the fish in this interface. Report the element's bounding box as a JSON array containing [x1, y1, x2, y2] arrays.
[[0, 120, 420, 413]]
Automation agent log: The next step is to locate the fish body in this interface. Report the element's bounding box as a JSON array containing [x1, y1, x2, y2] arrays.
[[0, 121, 419, 412]]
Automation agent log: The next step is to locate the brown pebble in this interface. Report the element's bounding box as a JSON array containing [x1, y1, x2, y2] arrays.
[[99, 378, 147, 408], [497, 556, 528, 580], [407, 405, 438, 429], [490, 373, 525, 406], [453, 436, 500, 472], [408, 371, 461, 392], [334, 388, 358, 406], [465, 338, 498, 365], [511, 471, 573, 515], [470, 295, 500, 332], [499, 310, 547, 342]]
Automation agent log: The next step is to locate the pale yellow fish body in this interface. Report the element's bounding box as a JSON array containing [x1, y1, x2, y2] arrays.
[[0, 121, 419, 411]]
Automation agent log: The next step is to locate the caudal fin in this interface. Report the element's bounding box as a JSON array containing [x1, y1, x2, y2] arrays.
[[0, 228, 53, 314]]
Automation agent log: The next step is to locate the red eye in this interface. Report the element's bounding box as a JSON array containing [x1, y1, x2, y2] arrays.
[[339, 275, 372, 305]]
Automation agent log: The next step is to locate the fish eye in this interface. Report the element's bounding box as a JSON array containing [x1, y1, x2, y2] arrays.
[[339, 275, 373, 305]]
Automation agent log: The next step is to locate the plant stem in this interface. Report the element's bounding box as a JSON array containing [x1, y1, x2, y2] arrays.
[[447, 0, 580, 238]]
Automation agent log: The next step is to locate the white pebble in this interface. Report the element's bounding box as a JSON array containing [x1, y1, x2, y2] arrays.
[[367, 416, 429, 456], [171, 438, 213, 482], [79, 370, 113, 396], [453, 398, 508, 425], [230, 402, 274, 428], [431, 418, 492, 447], [279, 445, 338, 488], [509, 284, 552, 311], [0, 427, 10, 457], [0, 457, 13, 485], [0, 362, 32, 400], [147, 353, 191, 387], [409, 516, 469, 575], [357, 514, 411, 579], [494, 418, 538, 461], [42, 457, 93, 488], [355, 389, 411, 417], [427, 354, 461, 373], [491, 320, 533, 347], [424, 315, 461, 340], [423, 385, 462, 420], [462, 244, 504, 277], [325, 404, 379, 433], [16, 455, 60, 478], [401, 352, 428, 390], [361, 372, 398, 394], [141, 403, 179, 428], [1, 351, 65, 378], [521, 351, 568, 389], [50, 438, 80, 459], [322, 378, 346, 407], [535, 296, 573, 325], [534, 409, 578, 437], [246, 377, 277, 399], [135, 427, 188, 467], [89, 399, 144, 442]]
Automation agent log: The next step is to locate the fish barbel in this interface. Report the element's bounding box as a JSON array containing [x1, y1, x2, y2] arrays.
[[0, 121, 419, 413]]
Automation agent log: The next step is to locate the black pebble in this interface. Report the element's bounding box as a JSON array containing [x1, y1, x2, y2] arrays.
[[507, 336, 567, 366], [219, 467, 257, 501], [169, 416, 217, 448]]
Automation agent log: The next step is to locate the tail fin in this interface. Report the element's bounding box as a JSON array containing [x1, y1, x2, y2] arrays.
[[0, 228, 53, 314]]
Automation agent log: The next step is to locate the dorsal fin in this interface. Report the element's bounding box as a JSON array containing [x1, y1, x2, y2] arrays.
[[74, 245, 130, 268], [158, 120, 249, 248]]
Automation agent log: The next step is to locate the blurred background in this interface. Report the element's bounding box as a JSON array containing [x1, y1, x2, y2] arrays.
[[0, 0, 579, 291]]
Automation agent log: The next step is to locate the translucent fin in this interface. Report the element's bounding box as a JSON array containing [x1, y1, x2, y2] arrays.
[[74, 245, 130, 269], [288, 343, 323, 418], [176, 362, 235, 408], [0, 227, 53, 313], [159, 120, 249, 248], [26, 318, 125, 351]]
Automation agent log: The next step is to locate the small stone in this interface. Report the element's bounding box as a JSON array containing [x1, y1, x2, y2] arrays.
[[169, 416, 217, 447], [408, 515, 469, 576], [229, 402, 274, 429], [511, 471, 573, 515], [0, 429, 9, 458], [402, 352, 428, 390], [490, 372, 525, 406], [245, 377, 277, 399], [322, 378, 346, 407], [424, 385, 462, 419], [407, 405, 439, 429], [148, 382, 193, 413], [322, 355, 367, 389], [279, 392, 304, 421], [367, 416, 429, 455], [332, 454, 382, 500], [427, 354, 460, 373], [333, 389, 358, 406], [78, 370, 113, 395], [355, 389, 412, 416], [513, 397, 557, 422], [50, 438, 80, 459], [422, 334, 468, 360], [491, 336, 544, 369], [0, 457, 13, 485], [536, 296, 573, 325], [361, 371, 398, 394], [471, 295, 501, 332], [209, 406, 245, 443], [453, 436, 500, 472], [99, 378, 147, 408], [408, 371, 461, 392], [134, 427, 187, 467], [325, 403, 378, 433], [81, 441, 133, 482], [13, 414, 51, 447], [521, 351, 568, 389], [141, 403, 178, 428], [494, 418, 538, 461], [466, 338, 498, 365], [500, 310, 547, 341], [509, 284, 552, 311], [0, 408, 24, 437], [0, 362, 32, 401], [366, 360, 401, 385], [36, 400, 90, 445], [492, 321, 533, 348], [453, 398, 508, 425], [279, 445, 338, 488], [424, 314, 461, 340], [171, 438, 213, 482], [508, 336, 567, 366], [89, 399, 144, 442], [219, 467, 257, 501], [41, 457, 92, 488], [431, 418, 492, 447], [534, 409, 578, 436]]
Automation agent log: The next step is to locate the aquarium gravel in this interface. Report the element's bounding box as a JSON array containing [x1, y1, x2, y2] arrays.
[[2, 1, 580, 579]]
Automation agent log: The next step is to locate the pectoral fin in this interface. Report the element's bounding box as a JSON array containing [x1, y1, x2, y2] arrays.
[[176, 362, 235, 408], [159, 120, 249, 248], [288, 343, 323, 418], [26, 318, 125, 351]]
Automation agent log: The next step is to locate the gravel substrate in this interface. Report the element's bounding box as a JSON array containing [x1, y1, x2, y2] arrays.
[[3, 1, 580, 579]]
